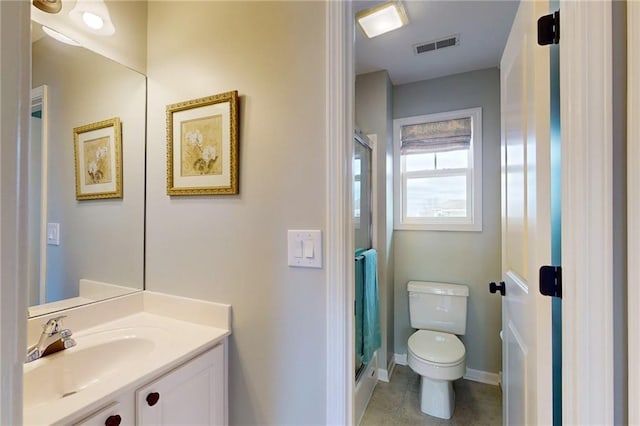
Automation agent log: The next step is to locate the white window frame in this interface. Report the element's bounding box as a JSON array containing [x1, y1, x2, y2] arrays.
[[393, 107, 482, 231]]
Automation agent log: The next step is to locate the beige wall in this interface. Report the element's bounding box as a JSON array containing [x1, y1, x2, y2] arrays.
[[145, 2, 327, 424], [392, 68, 502, 374], [32, 37, 145, 303], [355, 70, 395, 370]]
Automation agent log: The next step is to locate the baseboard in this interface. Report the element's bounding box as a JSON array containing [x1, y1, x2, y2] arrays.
[[377, 357, 396, 382], [394, 353, 499, 386], [394, 353, 408, 366], [463, 368, 501, 386]]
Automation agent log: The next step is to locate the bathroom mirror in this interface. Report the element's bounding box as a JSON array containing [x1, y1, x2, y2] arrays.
[[28, 25, 146, 317]]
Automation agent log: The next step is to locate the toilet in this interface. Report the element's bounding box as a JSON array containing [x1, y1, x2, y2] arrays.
[[407, 280, 469, 419]]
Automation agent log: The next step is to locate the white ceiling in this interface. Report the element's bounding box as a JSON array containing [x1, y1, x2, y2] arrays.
[[354, 1, 520, 85]]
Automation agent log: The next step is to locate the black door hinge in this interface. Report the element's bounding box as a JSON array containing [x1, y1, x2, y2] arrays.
[[538, 10, 560, 46], [539, 265, 562, 298]]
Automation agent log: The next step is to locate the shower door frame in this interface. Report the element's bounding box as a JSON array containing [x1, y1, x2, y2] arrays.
[[353, 131, 376, 378], [354, 131, 375, 253]]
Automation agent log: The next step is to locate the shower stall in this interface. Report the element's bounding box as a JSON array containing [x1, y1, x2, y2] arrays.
[[353, 131, 378, 423]]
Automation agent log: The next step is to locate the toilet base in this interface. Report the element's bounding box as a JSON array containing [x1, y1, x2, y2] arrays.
[[419, 375, 455, 419]]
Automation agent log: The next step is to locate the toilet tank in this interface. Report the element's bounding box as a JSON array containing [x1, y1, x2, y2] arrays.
[[407, 281, 469, 335]]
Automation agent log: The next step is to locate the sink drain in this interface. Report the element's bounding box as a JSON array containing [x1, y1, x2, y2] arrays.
[[61, 391, 77, 398]]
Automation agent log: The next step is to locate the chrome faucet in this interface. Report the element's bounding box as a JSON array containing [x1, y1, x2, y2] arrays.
[[25, 316, 76, 363]]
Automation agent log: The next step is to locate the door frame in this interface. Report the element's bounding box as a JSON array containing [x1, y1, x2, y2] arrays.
[[326, 0, 617, 424], [325, 1, 355, 425], [30, 85, 49, 305], [559, 1, 614, 424], [0, 1, 30, 425], [628, 1, 639, 424]]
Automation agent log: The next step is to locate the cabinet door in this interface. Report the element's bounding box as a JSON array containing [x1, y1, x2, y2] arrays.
[[73, 400, 135, 426], [136, 344, 225, 425]]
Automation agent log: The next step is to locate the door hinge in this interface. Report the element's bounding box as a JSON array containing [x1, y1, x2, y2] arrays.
[[539, 265, 562, 298], [538, 10, 560, 46]]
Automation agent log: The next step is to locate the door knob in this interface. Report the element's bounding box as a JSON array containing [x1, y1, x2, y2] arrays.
[[489, 281, 506, 296]]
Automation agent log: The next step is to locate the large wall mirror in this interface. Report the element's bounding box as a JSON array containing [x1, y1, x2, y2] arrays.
[[29, 25, 146, 317]]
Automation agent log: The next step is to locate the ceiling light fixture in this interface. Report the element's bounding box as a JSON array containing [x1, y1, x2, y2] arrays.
[[42, 25, 81, 46], [69, 0, 115, 36], [356, 1, 409, 39]]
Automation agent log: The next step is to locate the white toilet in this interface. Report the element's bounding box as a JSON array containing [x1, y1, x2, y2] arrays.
[[406, 280, 469, 419]]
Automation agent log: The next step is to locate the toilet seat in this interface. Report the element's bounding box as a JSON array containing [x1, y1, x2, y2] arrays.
[[407, 330, 465, 381], [408, 330, 465, 364]]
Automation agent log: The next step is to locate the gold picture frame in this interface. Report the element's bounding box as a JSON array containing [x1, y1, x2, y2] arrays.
[[73, 117, 122, 200], [166, 90, 239, 195]]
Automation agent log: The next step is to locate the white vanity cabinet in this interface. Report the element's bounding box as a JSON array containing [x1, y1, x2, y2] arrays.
[[136, 343, 225, 425], [73, 401, 134, 426], [72, 343, 226, 426]]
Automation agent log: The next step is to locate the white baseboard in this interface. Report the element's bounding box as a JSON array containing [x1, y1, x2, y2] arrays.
[[463, 368, 501, 386], [394, 353, 408, 366], [377, 357, 396, 382]]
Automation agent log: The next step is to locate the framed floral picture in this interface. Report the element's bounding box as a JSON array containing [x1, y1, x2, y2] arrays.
[[166, 90, 239, 195], [73, 117, 122, 200]]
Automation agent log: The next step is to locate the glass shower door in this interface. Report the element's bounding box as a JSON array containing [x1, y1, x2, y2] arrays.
[[354, 132, 372, 378]]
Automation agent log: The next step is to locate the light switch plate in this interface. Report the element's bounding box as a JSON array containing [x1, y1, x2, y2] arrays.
[[47, 223, 60, 246], [287, 230, 322, 268]]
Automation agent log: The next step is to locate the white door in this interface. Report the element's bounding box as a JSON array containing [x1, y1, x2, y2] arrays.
[[500, 1, 553, 424]]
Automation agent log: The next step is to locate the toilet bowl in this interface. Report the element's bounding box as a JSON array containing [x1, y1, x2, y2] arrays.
[[407, 330, 466, 419], [406, 281, 469, 420]]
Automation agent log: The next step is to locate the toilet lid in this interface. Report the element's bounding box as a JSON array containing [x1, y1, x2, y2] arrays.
[[408, 330, 465, 364]]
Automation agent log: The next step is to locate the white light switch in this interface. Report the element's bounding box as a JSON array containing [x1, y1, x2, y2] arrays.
[[288, 230, 322, 268], [47, 223, 60, 246], [303, 239, 314, 258]]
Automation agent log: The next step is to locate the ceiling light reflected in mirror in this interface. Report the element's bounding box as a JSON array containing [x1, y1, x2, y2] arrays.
[[69, 0, 115, 35], [32, 0, 62, 14], [82, 11, 104, 30], [356, 1, 409, 39]]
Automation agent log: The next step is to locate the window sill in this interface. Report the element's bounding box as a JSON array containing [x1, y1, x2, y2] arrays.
[[394, 222, 482, 232]]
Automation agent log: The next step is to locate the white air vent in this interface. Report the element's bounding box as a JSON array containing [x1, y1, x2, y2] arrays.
[[414, 34, 460, 55]]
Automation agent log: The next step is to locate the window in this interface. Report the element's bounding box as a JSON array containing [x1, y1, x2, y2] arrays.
[[393, 108, 482, 231]]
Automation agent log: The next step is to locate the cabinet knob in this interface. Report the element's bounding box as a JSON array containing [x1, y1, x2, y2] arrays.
[[146, 392, 160, 406], [105, 414, 121, 426]]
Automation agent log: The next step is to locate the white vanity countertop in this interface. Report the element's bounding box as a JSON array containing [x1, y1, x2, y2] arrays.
[[24, 292, 231, 426]]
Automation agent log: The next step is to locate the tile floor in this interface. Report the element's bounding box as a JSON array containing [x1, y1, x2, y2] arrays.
[[360, 366, 502, 426]]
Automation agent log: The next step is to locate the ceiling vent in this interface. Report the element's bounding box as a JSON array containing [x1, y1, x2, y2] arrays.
[[414, 34, 460, 55]]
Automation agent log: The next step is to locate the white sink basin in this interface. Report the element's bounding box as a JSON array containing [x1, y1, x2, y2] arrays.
[[23, 310, 229, 426], [24, 326, 165, 409]]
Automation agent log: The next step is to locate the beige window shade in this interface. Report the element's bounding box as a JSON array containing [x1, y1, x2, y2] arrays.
[[400, 117, 471, 155]]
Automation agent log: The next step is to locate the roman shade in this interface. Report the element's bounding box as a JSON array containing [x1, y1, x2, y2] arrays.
[[400, 117, 471, 155]]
